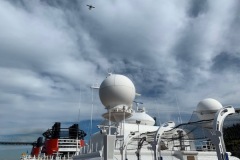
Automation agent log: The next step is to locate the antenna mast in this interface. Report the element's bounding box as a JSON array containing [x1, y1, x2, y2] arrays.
[[175, 94, 183, 124]]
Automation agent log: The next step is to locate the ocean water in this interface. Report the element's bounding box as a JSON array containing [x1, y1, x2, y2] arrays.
[[0, 145, 32, 160]]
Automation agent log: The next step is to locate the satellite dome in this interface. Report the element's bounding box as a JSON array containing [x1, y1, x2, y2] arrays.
[[99, 74, 136, 109], [196, 98, 223, 112], [196, 98, 223, 123]]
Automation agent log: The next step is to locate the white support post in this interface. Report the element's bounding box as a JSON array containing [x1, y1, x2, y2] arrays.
[[206, 106, 235, 160], [152, 121, 175, 160]]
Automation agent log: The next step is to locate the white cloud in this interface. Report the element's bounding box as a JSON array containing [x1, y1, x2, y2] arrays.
[[0, 0, 240, 146]]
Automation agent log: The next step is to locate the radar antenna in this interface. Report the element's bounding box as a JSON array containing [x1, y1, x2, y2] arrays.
[[133, 101, 143, 111]]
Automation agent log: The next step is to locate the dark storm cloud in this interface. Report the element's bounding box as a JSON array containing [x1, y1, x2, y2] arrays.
[[187, 0, 208, 18], [212, 52, 240, 72]]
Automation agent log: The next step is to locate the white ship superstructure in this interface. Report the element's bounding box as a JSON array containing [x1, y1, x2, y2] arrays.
[[73, 74, 240, 160], [19, 73, 240, 160]]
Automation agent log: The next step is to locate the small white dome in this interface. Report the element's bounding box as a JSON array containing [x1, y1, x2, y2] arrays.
[[196, 98, 223, 126], [125, 111, 155, 126], [99, 74, 136, 109], [196, 98, 223, 112]]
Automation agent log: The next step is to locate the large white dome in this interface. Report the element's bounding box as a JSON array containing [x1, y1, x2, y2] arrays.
[[99, 74, 136, 109]]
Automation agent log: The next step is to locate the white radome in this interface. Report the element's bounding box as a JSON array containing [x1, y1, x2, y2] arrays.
[[99, 74, 136, 109], [125, 111, 156, 126], [196, 98, 223, 121]]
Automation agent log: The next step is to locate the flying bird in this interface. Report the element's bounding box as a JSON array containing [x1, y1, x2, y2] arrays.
[[87, 5, 95, 10]]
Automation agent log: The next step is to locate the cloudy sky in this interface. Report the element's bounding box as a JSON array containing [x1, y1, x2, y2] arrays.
[[1, 0, 240, 150]]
